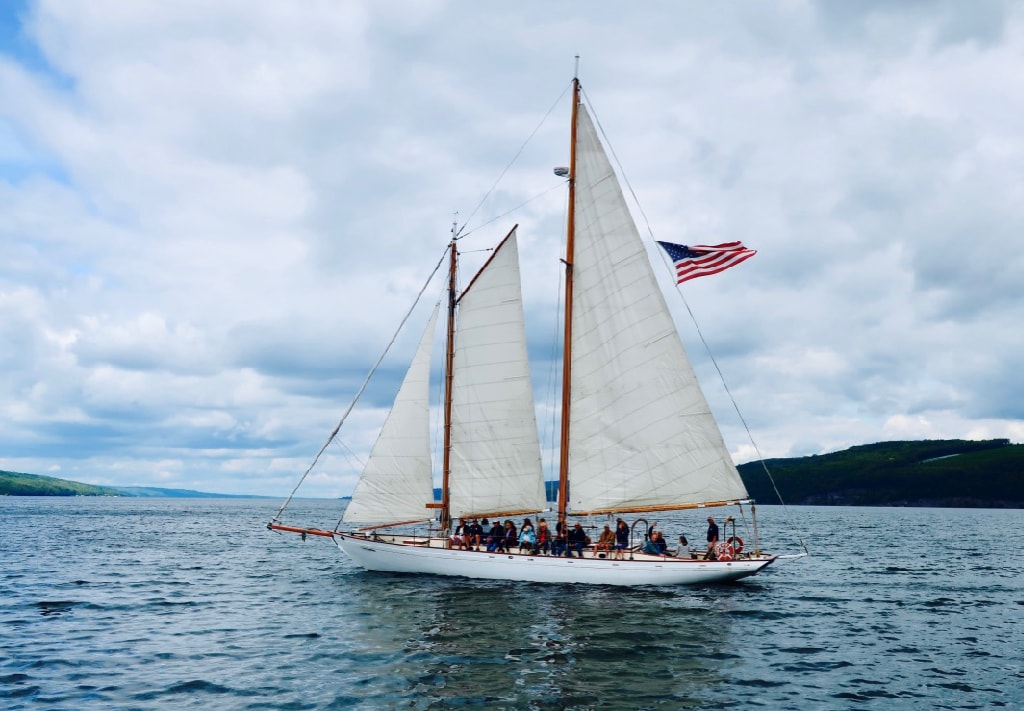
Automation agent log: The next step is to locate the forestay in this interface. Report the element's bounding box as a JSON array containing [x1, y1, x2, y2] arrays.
[[342, 305, 440, 524]]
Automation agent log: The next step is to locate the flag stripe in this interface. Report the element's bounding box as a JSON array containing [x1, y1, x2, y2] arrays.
[[675, 251, 755, 282], [657, 241, 756, 284]]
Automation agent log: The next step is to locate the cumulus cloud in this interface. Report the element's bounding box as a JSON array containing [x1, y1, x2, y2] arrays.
[[1, 1, 1021, 496]]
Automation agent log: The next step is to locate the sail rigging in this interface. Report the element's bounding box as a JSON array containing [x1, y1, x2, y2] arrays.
[[563, 104, 750, 515], [269, 70, 793, 587], [341, 304, 440, 524], [448, 228, 546, 519]]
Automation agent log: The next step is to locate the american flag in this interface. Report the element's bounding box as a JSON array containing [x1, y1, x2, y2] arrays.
[[657, 241, 756, 283]]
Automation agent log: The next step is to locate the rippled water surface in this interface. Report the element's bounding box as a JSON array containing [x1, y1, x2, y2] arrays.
[[2, 498, 1021, 709]]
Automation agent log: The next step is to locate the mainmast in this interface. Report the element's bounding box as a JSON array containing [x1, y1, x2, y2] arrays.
[[557, 72, 581, 524], [440, 227, 457, 533]]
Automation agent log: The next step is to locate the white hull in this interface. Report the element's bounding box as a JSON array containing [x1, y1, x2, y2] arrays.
[[335, 534, 775, 586]]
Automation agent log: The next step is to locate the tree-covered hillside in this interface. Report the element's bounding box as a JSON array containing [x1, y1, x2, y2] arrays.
[[738, 439, 1023, 508], [0, 470, 263, 498], [0, 470, 124, 497]]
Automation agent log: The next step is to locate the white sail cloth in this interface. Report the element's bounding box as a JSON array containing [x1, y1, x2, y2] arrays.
[[342, 305, 439, 524], [565, 105, 749, 513], [449, 230, 546, 517], [343, 231, 545, 524]]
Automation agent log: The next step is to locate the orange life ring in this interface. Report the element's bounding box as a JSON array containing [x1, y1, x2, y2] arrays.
[[726, 536, 744, 554], [715, 542, 733, 561]]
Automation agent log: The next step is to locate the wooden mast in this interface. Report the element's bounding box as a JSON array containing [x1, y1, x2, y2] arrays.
[[557, 72, 581, 525], [440, 230, 457, 534]]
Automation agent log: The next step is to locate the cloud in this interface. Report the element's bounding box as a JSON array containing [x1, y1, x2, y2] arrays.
[[1, 1, 1022, 498]]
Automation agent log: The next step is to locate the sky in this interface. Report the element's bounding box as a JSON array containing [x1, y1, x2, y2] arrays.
[[2, 1, 1022, 498]]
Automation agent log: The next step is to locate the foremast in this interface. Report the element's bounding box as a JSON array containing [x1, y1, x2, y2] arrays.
[[557, 75, 581, 526], [439, 229, 458, 534], [439, 225, 544, 533]]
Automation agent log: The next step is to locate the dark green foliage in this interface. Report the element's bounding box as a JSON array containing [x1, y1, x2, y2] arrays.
[[738, 439, 1023, 508], [0, 470, 124, 497], [0, 471, 263, 498]]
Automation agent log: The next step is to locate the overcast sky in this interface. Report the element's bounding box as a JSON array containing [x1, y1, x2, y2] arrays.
[[2, 1, 1022, 498]]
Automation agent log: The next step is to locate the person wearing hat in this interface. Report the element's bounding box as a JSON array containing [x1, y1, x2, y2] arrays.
[[468, 518, 483, 551], [567, 522, 588, 558], [485, 519, 504, 552], [593, 524, 615, 557]]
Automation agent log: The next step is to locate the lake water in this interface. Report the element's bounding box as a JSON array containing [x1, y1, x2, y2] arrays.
[[2, 498, 1021, 709]]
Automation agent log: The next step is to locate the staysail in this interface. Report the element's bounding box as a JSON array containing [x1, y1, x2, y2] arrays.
[[449, 229, 546, 518], [565, 105, 749, 514], [342, 304, 440, 524]]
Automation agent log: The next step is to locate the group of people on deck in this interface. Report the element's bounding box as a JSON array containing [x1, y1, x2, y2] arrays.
[[449, 515, 724, 560], [449, 518, 526, 553]]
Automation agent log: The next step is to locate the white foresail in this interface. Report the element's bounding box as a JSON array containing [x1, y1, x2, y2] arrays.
[[449, 230, 546, 518], [566, 105, 749, 513], [342, 304, 440, 524]]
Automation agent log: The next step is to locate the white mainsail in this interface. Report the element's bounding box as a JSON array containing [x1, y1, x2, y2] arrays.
[[565, 105, 749, 514], [342, 304, 440, 524], [449, 230, 546, 517]]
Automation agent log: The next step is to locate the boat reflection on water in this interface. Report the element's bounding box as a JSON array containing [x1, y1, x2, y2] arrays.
[[337, 571, 738, 708]]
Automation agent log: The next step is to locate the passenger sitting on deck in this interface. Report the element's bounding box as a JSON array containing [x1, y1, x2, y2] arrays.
[[568, 522, 588, 558], [518, 525, 536, 552], [642, 537, 666, 557], [653, 531, 669, 554], [535, 519, 551, 555], [594, 524, 615, 557], [494, 521, 510, 553], [646, 521, 659, 543], [468, 519, 483, 550], [674, 535, 691, 558], [503, 520, 517, 552], [486, 519, 504, 552], [450, 518, 467, 549], [613, 518, 629, 560], [552, 521, 568, 557]]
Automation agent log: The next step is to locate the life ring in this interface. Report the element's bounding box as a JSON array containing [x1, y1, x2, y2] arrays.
[[726, 536, 744, 554], [715, 542, 733, 561]]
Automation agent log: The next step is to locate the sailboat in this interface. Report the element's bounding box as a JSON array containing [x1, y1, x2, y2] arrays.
[[269, 75, 782, 586]]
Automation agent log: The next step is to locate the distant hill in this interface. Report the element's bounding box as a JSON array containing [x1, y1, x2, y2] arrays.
[[0, 470, 264, 498], [738, 439, 1023, 508], [432, 481, 561, 504], [6, 438, 1022, 506], [429, 439, 1022, 509], [0, 470, 124, 497], [114, 486, 268, 498]]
